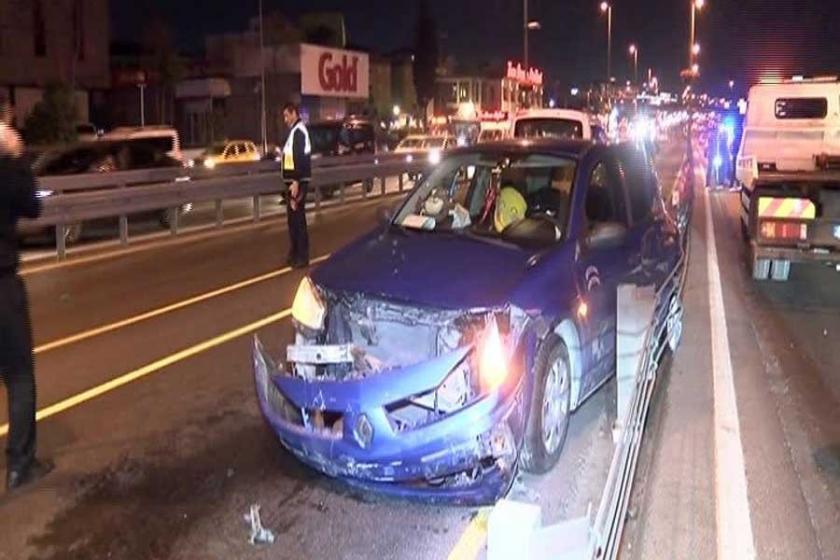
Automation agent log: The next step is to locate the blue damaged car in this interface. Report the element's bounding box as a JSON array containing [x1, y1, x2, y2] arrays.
[[253, 138, 683, 504]]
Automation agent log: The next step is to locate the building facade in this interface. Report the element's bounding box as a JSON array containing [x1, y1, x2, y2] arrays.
[[0, 0, 109, 125], [434, 61, 544, 120]]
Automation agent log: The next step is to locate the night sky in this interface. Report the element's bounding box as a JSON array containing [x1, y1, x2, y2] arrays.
[[113, 0, 840, 97]]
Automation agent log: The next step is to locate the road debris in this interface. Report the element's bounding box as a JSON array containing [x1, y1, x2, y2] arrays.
[[244, 504, 275, 545]]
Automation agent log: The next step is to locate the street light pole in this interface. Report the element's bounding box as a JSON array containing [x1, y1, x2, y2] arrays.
[[690, 0, 704, 67], [138, 83, 146, 127], [600, 3, 612, 82], [258, 0, 268, 155], [524, 0, 528, 68], [629, 44, 638, 84]]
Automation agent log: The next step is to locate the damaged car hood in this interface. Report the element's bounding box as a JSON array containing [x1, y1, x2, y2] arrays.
[[312, 229, 535, 309]]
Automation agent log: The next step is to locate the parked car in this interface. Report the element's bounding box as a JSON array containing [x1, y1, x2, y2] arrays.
[[308, 117, 379, 159], [189, 140, 261, 169], [253, 138, 684, 504], [19, 139, 189, 244], [101, 125, 183, 162]]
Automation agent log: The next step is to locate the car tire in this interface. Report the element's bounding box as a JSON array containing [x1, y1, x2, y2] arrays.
[[521, 335, 572, 475]]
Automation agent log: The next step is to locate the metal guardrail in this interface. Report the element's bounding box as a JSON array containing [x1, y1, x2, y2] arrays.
[[26, 151, 431, 259]]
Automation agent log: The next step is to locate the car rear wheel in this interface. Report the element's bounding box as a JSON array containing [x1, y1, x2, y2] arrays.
[[521, 335, 571, 474]]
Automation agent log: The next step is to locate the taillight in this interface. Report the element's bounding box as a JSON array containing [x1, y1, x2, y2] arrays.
[[759, 220, 807, 241]]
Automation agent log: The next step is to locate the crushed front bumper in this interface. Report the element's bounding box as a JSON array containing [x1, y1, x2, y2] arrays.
[[252, 337, 527, 505]]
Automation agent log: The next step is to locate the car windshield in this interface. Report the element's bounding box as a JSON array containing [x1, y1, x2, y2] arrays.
[[394, 153, 577, 247], [514, 118, 584, 139], [204, 143, 227, 156]]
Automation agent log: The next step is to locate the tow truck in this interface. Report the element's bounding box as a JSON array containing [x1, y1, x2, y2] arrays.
[[735, 76, 840, 281]]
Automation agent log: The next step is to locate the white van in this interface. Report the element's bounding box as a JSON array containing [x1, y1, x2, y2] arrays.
[[510, 109, 593, 141], [101, 125, 183, 162], [737, 77, 840, 185]]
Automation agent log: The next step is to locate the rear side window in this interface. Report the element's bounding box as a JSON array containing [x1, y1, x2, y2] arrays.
[[585, 159, 628, 226], [617, 146, 659, 223], [774, 98, 827, 119]]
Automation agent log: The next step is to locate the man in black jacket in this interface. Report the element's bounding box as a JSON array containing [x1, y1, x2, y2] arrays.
[[0, 102, 52, 491], [281, 102, 312, 268]]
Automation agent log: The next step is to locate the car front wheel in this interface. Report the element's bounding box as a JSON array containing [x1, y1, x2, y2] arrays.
[[521, 335, 572, 474]]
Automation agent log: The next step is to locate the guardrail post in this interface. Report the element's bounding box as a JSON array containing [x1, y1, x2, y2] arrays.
[[215, 200, 224, 228], [362, 179, 368, 199], [380, 176, 386, 196], [119, 215, 129, 245], [314, 184, 322, 220], [340, 182, 346, 204], [55, 224, 67, 261], [168, 207, 179, 235], [253, 195, 262, 222], [398, 173, 404, 191], [118, 182, 128, 246]]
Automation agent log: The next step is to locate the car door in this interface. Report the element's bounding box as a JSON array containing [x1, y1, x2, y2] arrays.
[[575, 152, 632, 395], [617, 144, 678, 285]]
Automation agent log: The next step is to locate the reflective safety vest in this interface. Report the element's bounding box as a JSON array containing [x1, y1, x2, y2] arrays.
[[282, 120, 312, 172]]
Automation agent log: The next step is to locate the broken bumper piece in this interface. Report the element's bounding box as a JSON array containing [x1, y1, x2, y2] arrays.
[[253, 337, 526, 505]]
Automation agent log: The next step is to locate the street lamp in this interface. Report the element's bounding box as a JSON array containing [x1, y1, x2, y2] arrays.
[[692, 43, 701, 56], [628, 44, 638, 84], [258, 0, 267, 155], [393, 105, 401, 117], [690, 0, 705, 67], [729, 79, 735, 90], [692, 63, 700, 75], [600, 2, 612, 82], [523, 0, 540, 68]]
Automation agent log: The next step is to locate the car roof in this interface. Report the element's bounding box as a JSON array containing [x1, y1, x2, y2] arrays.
[[512, 109, 590, 122], [447, 137, 596, 159]]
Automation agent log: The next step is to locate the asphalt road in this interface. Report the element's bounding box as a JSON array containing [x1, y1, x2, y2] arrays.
[[0, 135, 700, 560]]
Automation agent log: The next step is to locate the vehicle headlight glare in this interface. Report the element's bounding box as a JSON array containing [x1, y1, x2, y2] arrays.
[[428, 148, 442, 165], [478, 318, 509, 393], [204, 158, 216, 169], [291, 277, 326, 331]]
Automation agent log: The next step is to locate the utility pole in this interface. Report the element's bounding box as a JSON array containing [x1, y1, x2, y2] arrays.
[[523, 0, 528, 68], [138, 83, 146, 127], [259, 0, 268, 155]]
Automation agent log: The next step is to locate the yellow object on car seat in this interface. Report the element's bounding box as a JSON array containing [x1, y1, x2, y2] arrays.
[[494, 186, 527, 232]]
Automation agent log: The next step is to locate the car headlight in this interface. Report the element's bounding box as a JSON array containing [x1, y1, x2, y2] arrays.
[[477, 317, 509, 393], [428, 148, 442, 165], [36, 189, 54, 198], [292, 277, 326, 331], [204, 158, 216, 169]]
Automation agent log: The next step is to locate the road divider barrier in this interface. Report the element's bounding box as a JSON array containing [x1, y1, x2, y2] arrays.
[[24, 151, 432, 260]]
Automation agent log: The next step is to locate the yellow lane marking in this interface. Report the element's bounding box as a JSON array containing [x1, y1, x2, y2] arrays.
[[448, 509, 491, 560], [34, 255, 328, 354], [1, 309, 292, 438]]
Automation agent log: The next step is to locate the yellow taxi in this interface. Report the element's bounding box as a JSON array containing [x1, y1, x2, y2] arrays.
[[194, 140, 260, 169]]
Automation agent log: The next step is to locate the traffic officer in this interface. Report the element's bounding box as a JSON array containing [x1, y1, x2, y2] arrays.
[[0, 100, 52, 491], [281, 102, 312, 269]]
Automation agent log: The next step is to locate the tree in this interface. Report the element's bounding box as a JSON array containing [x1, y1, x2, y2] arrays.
[[23, 85, 79, 145], [413, 0, 439, 117]]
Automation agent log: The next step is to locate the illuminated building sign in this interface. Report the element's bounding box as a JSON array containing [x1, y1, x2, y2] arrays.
[[506, 61, 543, 87]]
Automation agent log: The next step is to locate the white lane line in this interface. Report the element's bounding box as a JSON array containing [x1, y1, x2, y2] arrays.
[[704, 187, 757, 559]]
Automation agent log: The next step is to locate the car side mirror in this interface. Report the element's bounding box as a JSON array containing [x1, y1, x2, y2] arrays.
[[585, 222, 627, 250]]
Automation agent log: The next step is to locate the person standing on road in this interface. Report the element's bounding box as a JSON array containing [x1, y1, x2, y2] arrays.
[[0, 101, 52, 491], [281, 102, 312, 269]]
